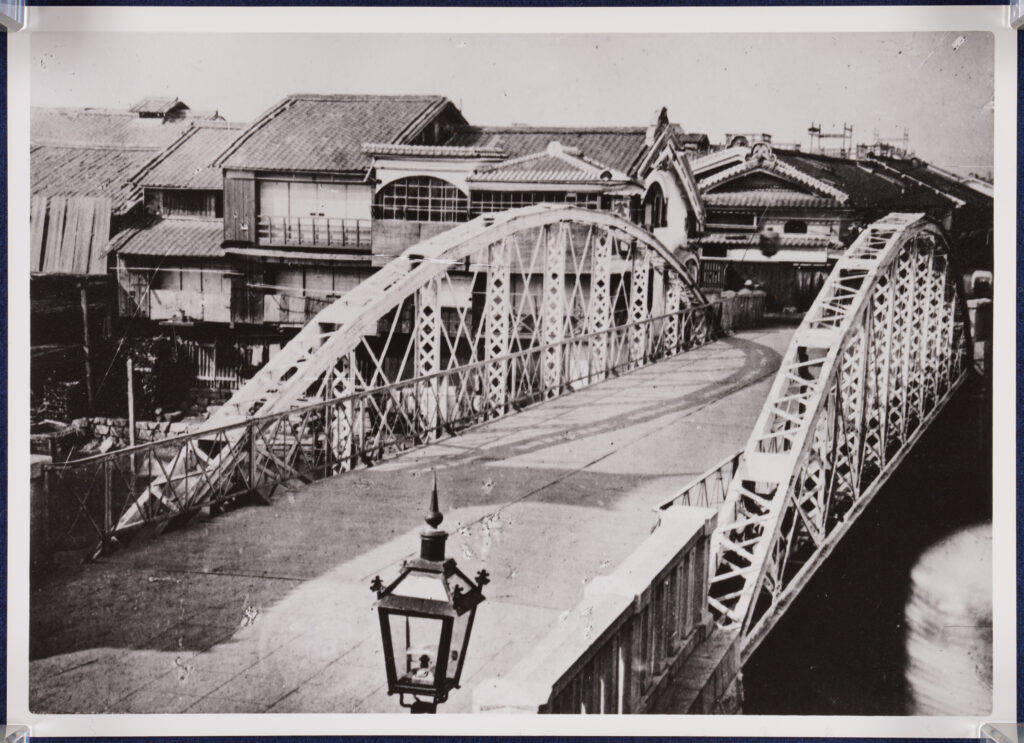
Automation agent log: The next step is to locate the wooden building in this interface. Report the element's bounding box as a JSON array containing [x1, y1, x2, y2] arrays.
[[124, 95, 706, 389], [29, 98, 223, 415], [690, 142, 971, 310]]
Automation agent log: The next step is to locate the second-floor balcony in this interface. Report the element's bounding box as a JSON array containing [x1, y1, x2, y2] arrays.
[[257, 215, 372, 250]]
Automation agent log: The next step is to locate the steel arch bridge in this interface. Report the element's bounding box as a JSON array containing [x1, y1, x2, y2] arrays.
[[706, 212, 972, 658], [109, 205, 716, 537]]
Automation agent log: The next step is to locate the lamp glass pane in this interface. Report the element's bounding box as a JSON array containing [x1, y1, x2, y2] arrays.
[[445, 608, 473, 684], [392, 572, 448, 601], [387, 612, 445, 689]]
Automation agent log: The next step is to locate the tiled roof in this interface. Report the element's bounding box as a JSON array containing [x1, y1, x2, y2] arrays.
[[704, 189, 840, 209], [217, 94, 459, 173], [31, 145, 155, 214], [112, 216, 224, 258], [774, 151, 949, 210], [468, 142, 630, 184], [866, 156, 992, 209], [695, 233, 837, 249], [31, 107, 218, 150], [129, 97, 186, 116], [362, 143, 506, 159], [447, 126, 649, 176], [700, 152, 850, 203], [137, 122, 244, 190]]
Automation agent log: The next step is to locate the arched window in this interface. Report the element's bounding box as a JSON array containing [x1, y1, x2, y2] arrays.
[[642, 182, 668, 229], [374, 177, 469, 222], [784, 220, 808, 234]]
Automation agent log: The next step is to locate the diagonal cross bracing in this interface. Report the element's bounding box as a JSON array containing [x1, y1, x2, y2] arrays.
[[106, 205, 711, 543], [706, 213, 973, 660]]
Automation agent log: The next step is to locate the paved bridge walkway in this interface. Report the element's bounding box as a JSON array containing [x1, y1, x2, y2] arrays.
[[30, 325, 794, 714]]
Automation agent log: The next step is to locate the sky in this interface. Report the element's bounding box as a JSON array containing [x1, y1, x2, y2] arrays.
[[30, 32, 994, 174]]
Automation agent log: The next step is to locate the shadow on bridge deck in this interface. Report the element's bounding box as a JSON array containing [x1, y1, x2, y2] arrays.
[[30, 325, 794, 714]]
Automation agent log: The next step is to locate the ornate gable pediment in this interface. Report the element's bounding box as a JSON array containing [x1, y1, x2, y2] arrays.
[[710, 169, 818, 195], [698, 145, 849, 204]]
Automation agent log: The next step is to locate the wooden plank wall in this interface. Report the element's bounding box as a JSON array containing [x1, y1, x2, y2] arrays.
[[223, 174, 256, 245], [30, 195, 48, 271], [30, 195, 112, 275]]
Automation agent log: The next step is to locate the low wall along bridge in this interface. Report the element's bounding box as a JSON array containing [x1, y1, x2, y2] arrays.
[[33, 206, 974, 714]]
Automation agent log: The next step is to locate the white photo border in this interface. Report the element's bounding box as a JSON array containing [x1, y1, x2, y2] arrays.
[[6, 4, 1017, 737]]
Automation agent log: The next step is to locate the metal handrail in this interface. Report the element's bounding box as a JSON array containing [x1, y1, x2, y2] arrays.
[[656, 449, 743, 511], [39, 299, 737, 557], [45, 302, 721, 468]]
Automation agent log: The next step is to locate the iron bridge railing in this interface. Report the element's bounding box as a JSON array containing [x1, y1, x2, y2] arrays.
[[42, 301, 733, 557], [655, 449, 744, 511]]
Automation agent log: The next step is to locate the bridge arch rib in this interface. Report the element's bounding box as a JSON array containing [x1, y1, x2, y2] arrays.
[[110, 205, 715, 538], [707, 212, 973, 659]]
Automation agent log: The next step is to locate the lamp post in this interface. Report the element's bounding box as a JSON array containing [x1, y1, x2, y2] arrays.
[[371, 474, 488, 713]]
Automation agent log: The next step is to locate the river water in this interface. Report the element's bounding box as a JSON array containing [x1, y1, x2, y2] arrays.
[[742, 381, 992, 715]]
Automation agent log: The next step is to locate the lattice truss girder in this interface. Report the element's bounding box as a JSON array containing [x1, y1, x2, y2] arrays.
[[707, 213, 972, 657], [114, 205, 709, 533]]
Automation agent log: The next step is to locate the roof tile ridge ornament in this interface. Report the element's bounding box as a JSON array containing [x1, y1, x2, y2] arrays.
[[645, 106, 670, 146]]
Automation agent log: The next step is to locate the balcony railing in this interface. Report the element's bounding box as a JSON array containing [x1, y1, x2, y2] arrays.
[[257, 215, 371, 249]]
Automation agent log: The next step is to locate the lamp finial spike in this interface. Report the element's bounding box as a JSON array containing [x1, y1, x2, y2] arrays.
[[425, 470, 443, 528]]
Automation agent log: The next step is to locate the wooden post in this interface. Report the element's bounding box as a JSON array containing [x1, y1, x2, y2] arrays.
[[80, 282, 94, 411], [126, 357, 137, 480], [103, 458, 112, 548], [126, 358, 136, 448]]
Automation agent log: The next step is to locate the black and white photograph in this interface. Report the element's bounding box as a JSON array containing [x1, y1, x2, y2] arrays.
[[8, 6, 1015, 733]]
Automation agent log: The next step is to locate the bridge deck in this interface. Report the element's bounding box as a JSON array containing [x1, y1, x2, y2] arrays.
[[30, 325, 794, 714]]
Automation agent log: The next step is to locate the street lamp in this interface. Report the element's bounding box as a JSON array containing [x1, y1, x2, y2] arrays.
[[371, 474, 489, 713]]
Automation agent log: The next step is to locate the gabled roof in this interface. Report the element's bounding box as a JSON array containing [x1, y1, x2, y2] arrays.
[[217, 94, 462, 173], [31, 145, 155, 214], [700, 146, 850, 203], [775, 151, 950, 210], [129, 97, 188, 116], [137, 121, 244, 190], [662, 146, 706, 229], [690, 146, 749, 178], [111, 216, 225, 258], [468, 141, 630, 185], [31, 107, 219, 150], [447, 126, 649, 176]]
